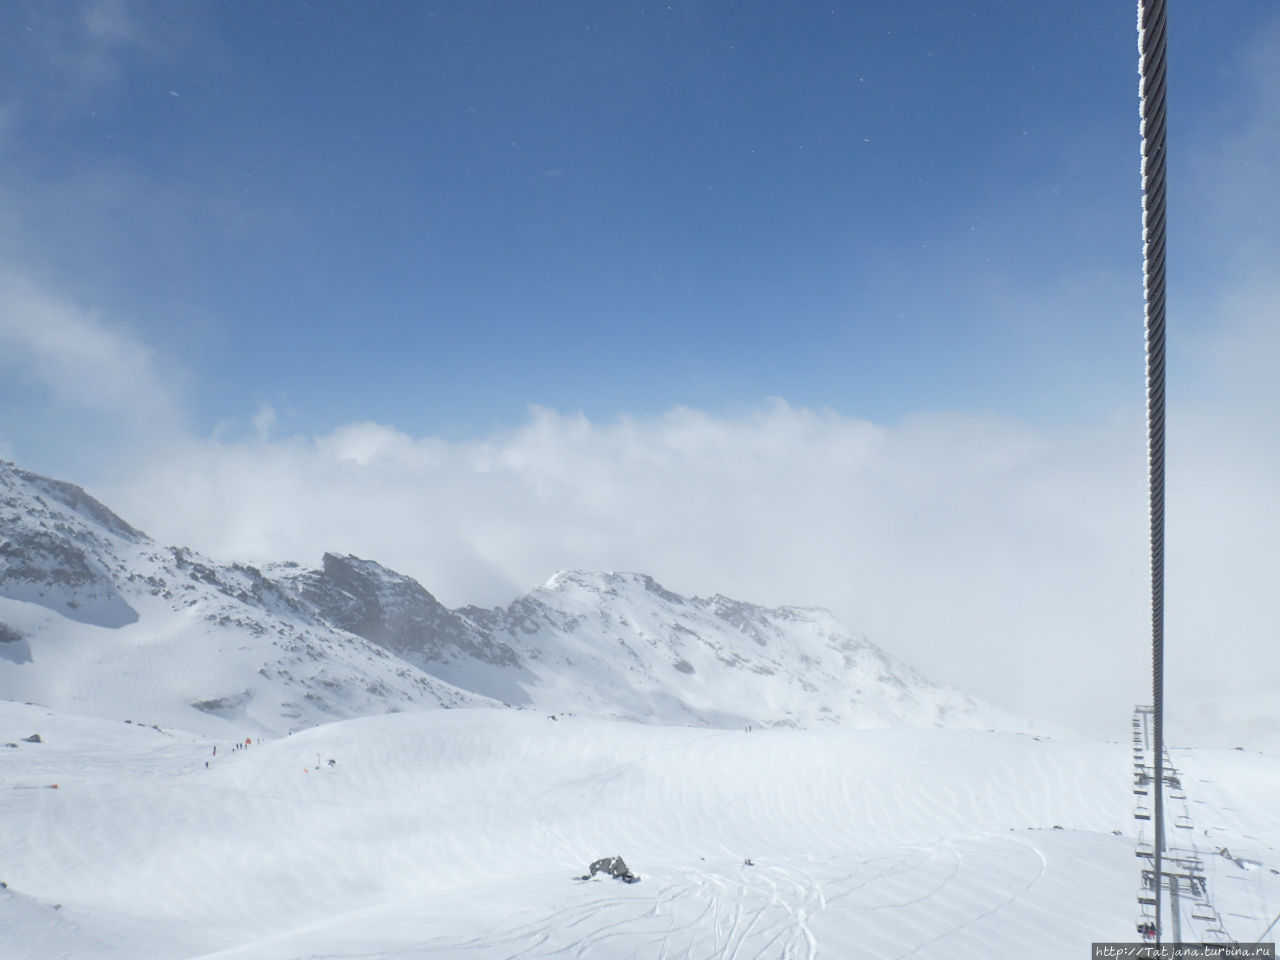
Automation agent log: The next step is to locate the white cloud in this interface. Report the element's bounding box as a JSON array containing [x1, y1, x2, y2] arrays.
[[0, 269, 181, 434], [0, 279, 1272, 744], [88, 400, 1160, 734], [74, 347, 1271, 747], [251, 404, 278, 440], [82, 0, 141, 45]]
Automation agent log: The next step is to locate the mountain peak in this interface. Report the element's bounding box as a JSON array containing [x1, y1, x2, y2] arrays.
[[542, 569, 685, 603], [1, 460, 145, 543], [282, 553, 519, 673], [0, 461, 144, 626]]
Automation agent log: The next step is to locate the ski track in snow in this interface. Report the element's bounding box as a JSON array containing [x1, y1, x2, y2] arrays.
[[3, 702, 1279, 959]]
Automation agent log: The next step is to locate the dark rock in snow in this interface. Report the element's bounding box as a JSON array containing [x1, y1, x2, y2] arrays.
[[578, 855, 640, 883], [0, 622, 31, 664], [282, 553, 519, 669]]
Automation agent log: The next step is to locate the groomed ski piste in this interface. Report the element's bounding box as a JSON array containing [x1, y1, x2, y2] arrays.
[[4, 699, 1279, 959]]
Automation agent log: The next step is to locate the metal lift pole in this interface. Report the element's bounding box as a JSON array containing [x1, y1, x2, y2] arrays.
[[1170, 873, 1182, 944]]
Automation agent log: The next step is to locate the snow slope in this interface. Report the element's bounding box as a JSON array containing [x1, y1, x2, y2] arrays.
[[3, 700, 1278, 959]]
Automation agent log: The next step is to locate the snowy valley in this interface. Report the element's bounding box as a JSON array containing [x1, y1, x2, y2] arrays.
[[2, 460, 1278, 958]]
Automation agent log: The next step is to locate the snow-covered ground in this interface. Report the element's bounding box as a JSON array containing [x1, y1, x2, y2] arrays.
[[4, 700, 1278, 959]]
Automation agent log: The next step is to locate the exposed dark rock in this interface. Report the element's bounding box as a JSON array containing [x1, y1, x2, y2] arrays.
[[577, 855, 640, 883], [0, 621, 31, 664], [192, 692, 251, 717], [282, 554, 519, 671], [0, 481, 140, 628], [5, 464, 144, 541], [707, 595, 777, 647]]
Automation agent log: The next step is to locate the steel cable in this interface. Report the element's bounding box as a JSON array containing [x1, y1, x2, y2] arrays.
[[1138, 0, 1168, 944]]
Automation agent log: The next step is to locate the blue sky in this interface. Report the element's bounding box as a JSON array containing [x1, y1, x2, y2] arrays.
[[3, 0, 1238, 439], [1, 2, 1278, 735]]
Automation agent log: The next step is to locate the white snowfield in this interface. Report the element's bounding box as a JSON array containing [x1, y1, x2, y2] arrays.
[[4, 700, 1279, 959]]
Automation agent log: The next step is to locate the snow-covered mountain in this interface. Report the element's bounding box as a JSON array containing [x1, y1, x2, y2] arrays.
[[7, 461, 1279, 960], [0, 462, 493, 736], [1, 459, 1031, 735], [451, 570, 1020, 730]]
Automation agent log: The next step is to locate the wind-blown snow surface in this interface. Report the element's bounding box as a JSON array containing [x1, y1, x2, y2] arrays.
[[4, 700, 1279, 959]]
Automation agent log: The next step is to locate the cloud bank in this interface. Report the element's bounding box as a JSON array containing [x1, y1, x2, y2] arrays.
[[0, 270, 175, 424], [2, 258, 1275, 743], [123, 386, 1280, 747], [94, 399, 1156, 737]]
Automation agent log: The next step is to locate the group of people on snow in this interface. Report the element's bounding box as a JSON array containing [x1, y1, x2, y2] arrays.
[[204, 737, 256, 768]]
